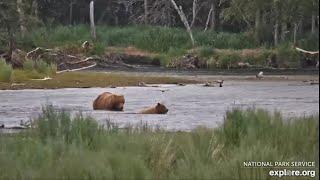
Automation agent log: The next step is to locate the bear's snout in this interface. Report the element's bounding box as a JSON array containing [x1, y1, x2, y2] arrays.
[[115, 103, 124, 111]]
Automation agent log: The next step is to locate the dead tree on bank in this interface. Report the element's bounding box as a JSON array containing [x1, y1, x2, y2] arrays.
[[144, 0, 148, 24], [204, 0, 226, 31], [90, 1, 96, 40], [169, 0, 195, 46], [204, 3, 214, 31]]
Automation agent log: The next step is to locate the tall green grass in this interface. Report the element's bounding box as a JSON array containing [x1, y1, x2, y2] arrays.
[[23, 59, 57, 76], [0, 106, 318, 179], [0, 58, 13, 82], [12, 25, 318, 69], [17, 25, 260, 53]]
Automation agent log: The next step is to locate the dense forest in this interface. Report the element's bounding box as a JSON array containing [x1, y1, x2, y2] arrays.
[[1, 0, 319, 47]]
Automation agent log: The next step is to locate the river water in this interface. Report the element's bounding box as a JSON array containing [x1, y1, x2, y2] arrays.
[[0, 81, 319, 131]]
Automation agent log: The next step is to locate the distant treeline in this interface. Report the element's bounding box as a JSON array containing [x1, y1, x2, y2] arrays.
[[0, 0, 319, 47]]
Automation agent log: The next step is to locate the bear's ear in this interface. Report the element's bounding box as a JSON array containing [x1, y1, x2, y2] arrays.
[[157, 103, 161, 106]]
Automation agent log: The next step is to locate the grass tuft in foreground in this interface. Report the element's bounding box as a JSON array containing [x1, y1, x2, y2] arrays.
[[0, 106, 318, 179]]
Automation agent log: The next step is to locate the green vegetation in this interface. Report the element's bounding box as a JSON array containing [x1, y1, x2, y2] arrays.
[[18, 25, 318, 53], [0, 59, 13, 82], [23, 59, 57, 75], [1, 59, 58, 84], [198, 46, 216, 58], [23, 59, 34, 71], [276, 44, 301, 68], [13, 25, 316, 69], [0, 106, 318, 179], [18, 25, 258, 52]]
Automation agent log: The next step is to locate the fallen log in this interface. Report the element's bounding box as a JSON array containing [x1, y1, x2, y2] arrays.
[[294, 47, 319, 55], [56, 62, 97, 74]]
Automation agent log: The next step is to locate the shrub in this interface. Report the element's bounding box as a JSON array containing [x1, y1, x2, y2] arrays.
[[23, 59, 35, 71], [276, 45, 300, 68], [167, 47, 187, 57], [257, 49, 273, 66], [219, 53, 241, 68], [91, 42, 106, 56], [0, 59, 13, 82], [34, 60, 57, 75], [198, 46, 215, 58]]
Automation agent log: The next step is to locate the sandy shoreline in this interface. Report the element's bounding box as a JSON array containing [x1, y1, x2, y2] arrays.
[[98, 70, 319, 82], [0, 70, 318, 91]]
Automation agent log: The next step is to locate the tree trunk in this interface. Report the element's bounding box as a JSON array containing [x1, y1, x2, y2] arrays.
[[69, 1, 74, 25], [210, 2, 217, 30], [169, 0, 195, 46], [190, 0, 198, 28], [31, 0, 39, 18], [274, 20, 279, 46], [262, 10, 267, 27], [281, 22, 287, 42], [90, 1, 96, 40], [293, 23, 298, 45], [311, 14, 316, 34], [298, 18, 303, 35], [254, 9, 261, 43], [17, 0, 27, 37], [204, 4, 214, 31], [144, 0, 148, 24]]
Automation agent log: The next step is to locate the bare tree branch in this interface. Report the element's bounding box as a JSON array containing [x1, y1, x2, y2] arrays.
[[204, 3, 214, 31], [90, 1, 96, 40], [169, 0, 195, 46]]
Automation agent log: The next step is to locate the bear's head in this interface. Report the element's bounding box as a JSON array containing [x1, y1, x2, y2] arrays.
[[155, 103, 169, 114], [113, 95, 125, 111]]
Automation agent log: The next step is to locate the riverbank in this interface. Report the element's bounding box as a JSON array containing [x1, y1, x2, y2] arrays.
[[0, 71, 197, 90], [0, 106, 318, 179], [1, 25, 318, 72], [0, 70, 318, 90]]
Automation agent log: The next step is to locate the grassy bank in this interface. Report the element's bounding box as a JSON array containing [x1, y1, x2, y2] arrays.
[[0, 106, 318, 179], [16, 25, 258, 52], [11, 25, 317, 69], [15, 25, 319, 52], [0, 71, 196, 90]]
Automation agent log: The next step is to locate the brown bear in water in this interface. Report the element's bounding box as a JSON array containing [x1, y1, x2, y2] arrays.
[[93, 92, 125, 111], [139, 103, 169, 114]]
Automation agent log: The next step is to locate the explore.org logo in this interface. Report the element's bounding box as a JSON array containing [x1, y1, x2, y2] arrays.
[[243, 161, 317, 178]]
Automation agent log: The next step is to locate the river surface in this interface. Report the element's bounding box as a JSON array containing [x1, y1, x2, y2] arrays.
[[0, 81, 319, 131]]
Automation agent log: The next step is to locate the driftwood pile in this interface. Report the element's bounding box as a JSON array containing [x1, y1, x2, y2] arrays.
[[0, 47, 98, 72], [0, 46, 151, 72], [27, 48, 98, 72]]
